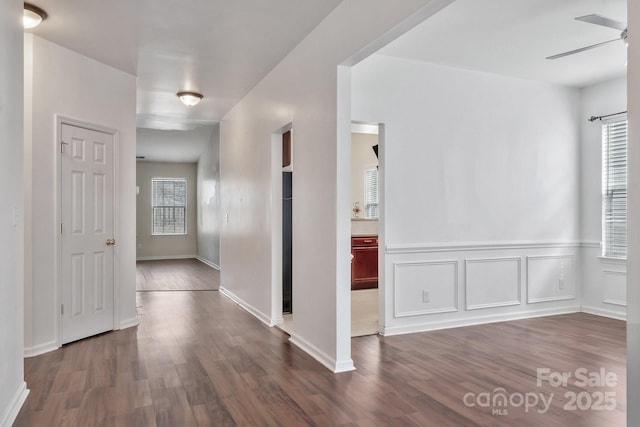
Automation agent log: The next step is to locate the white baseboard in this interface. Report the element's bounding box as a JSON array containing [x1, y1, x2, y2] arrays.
[[24, 340, 58, 358], [196, 256, 220, 270], [219, 287, 275, 327], [581, 305, 627, 321], [0, 381, 29, 427], [136, 255, 196, 261], [217, 287, 355, 373], [381, 306, 581, 336], [334, 359, 357, 373], [289, 333, 355, 373], [119, 316, 139, 329]]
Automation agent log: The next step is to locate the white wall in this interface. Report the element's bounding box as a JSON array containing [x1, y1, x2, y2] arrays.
[[136, 162, 198, 259], [23, 29, 34, 373], [220, 0, 451, 372], [352, 54, 582, 334], [197, 124, 221, 268], [24, 35, 137, 356], [354, 55, 581, 244], [579, 76, 627, 319], [0, 1, 28, 425]]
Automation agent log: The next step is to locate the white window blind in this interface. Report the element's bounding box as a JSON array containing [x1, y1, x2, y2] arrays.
[[152, 178, 187, 235], [602, 119, 627, 258], [364, 168, 379, 219]]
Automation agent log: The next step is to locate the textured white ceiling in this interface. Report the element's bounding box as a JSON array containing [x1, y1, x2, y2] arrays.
[[379, 0, 627, 88]]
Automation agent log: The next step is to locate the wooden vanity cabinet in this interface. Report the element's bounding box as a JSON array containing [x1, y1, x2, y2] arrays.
[[351, 236, 378, 290]]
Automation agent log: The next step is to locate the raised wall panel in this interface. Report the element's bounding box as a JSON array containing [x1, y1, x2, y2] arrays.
[[465, 257, 521, 310], [527, 255, 576, 303], [394, 260, 458, 317], [603, 270, 627, 306]]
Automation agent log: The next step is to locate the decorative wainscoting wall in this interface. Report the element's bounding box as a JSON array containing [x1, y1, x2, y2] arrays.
[[381, 242, 584, 336], [465, 257, 521, 310], [581, 243, 626, 320]]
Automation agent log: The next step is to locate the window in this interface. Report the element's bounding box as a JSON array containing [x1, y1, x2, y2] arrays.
[[364, 168, 378, 219], [602, 119, 627, 258], [152, 178, 187, 235]]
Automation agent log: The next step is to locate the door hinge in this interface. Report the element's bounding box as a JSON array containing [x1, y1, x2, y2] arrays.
[[61, 304, 64, 315], [60, 141, 68, 153], [60, 223, 63, 234]]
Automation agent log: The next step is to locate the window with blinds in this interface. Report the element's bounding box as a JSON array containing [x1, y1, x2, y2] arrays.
[[602, 119, 627, 258], [152, 178, 187, 235], [364, 168, 379, 219]]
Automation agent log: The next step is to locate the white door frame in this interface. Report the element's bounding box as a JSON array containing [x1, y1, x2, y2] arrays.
[[55, 115, 120, 347]]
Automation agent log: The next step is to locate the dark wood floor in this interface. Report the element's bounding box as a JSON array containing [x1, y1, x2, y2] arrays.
[[15, 270, 626, 426], [136, 259, 219, 291]]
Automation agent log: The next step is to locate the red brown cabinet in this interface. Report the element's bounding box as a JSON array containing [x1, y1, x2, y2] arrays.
[[351, 236, 378, 290]]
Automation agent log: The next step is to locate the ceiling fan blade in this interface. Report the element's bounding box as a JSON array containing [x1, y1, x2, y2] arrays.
[[576, 14, 626, 31], [546, 38, 620, 60]]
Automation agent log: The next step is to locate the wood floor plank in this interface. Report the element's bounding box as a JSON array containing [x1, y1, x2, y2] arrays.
[[15, 261, 627, 426], [136, 259, 219, 291]]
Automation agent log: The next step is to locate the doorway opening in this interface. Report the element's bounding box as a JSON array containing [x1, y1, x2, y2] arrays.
[[282, 130, 293, 315], [272, 124, 294, 334], [350, 122, 382, 337]]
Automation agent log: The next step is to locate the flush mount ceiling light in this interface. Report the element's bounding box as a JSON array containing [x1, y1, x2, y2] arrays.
[[23, 2, 47, 29], [177, 91, 203, 107]]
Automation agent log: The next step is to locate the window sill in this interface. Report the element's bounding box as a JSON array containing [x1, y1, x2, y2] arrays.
[[598, 256, 627, 264], [151, 233, 187, 237]]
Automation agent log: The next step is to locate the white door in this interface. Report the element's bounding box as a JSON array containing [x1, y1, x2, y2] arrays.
[[60, 124, 115, 344]]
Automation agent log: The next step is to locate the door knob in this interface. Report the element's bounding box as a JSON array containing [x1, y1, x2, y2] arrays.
[[106, 238, 116, 246]]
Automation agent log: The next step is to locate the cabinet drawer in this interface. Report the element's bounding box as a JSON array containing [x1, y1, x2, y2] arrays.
[[352, 237, 377, 247]]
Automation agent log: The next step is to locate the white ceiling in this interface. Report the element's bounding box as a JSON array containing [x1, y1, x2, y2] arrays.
[[26, 0, 627, 162], [25, 1, 138, 76], [27, 0, 342, 129], [27, 0, 342, 162], [379, 0, 627, 88], [134, 0, 343, 131]]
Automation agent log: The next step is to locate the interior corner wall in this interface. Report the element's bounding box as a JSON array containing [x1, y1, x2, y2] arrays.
[[352, 54, 583, 335], [136, 161, 198, 259], [219, 0, 448, 372], [197, 124, 221, 268], [579, 76, 627, 319], [0, 1, 28, 425], [24, 35, 137, 356]]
